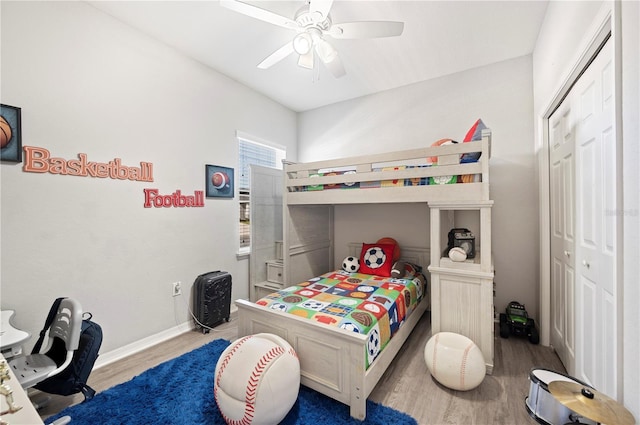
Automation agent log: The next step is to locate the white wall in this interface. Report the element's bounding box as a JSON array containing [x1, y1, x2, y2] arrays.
[[0, 1, 297, 356], [620, 1, 640, 417], [533, 0, 639, 417], [298, 56, 539, 320]]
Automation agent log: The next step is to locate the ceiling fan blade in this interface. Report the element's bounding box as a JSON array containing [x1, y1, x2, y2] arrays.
[[297, 50, 314, 69], [220, 0, 298, 30], [310, 0, 334, 20], [323, 53, 346, 78], [328, 21, 404, 39], [258, 41, 295, 69]]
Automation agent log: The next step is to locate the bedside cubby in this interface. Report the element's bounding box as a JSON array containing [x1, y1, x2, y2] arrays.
[[428, 200, 495, 374]]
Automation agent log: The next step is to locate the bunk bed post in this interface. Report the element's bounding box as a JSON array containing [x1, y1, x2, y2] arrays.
[[349, 343, 367, 420], [430, 207, 442, 333], [283, 204, 291, 285], [480, 205, 492, 272], [481, 129, 491, 199], [282, 161, 292, 286], [430, 208, 441, 266]]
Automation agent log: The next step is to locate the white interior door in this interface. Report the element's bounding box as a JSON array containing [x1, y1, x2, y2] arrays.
[[549, 103, 576, 373], [548, 37, 617, 397], [573, 38, 617, 397]]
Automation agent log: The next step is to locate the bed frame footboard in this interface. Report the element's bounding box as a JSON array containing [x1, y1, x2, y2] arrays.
[[236, 297, 429, 420]]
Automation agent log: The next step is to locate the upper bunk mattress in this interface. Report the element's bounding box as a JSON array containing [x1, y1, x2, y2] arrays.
[[255, 269, 426, 368]]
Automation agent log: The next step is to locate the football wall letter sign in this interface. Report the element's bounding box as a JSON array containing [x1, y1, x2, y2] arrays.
[[143, 189, 204, 208]]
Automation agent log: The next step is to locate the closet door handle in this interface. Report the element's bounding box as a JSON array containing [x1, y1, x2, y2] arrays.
[[564, 250, 571, 257], [582, 260, 590, 268]]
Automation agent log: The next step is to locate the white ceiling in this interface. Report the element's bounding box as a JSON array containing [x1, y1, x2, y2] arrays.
[[87, 0, 549, 112]]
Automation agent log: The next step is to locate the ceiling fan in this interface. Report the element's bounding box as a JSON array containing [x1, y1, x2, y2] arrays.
[[220, 0, 404, 78]]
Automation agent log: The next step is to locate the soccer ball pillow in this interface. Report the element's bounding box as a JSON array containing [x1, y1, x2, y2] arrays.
[[359, 243, 395, 277], [342, 256, 360, 273]]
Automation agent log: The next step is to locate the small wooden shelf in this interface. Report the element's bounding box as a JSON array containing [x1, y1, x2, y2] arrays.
[[435, 252, 494, 275]]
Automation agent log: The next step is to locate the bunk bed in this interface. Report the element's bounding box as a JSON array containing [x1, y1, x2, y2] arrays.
[[236, 128, 492, 420]]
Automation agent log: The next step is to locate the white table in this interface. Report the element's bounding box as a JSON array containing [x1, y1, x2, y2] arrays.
[[0, 311, 31, 359]]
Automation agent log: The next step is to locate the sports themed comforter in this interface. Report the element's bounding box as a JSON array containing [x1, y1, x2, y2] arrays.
[[255, 269, 426, 368]]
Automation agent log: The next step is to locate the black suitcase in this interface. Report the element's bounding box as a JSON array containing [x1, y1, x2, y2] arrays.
[[193, 271, 232, 334]]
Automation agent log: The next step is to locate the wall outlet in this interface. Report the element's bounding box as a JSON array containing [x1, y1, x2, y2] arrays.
[[172, 281, 182, 297]]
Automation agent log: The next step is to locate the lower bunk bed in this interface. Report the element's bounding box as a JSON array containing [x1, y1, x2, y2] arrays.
[[236, 245, 429, 420]]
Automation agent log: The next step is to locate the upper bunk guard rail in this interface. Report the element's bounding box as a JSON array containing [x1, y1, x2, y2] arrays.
[[285, 129, 491, 205]]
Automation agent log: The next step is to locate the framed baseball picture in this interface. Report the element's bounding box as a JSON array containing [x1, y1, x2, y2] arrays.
[[206, 164, 234, 198], [1, 104, 22, 163]]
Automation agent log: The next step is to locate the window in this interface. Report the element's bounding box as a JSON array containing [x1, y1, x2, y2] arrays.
[[238, 134, 285, 252]]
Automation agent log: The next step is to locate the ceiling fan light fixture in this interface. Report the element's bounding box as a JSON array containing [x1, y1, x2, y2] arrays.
[[315, 38, 337, 63], [297, 50, 314, 69], [293, 32, 313, 55]]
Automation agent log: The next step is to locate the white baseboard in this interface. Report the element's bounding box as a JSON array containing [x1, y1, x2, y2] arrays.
[[94, 302, 238, 370], [94, 321, 193, 370]]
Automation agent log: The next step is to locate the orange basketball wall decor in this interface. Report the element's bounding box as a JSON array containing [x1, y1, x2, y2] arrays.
[[0, 116, 12, 148]]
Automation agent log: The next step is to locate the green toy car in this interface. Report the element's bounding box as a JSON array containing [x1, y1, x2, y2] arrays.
[[499, 301, 539, 344]]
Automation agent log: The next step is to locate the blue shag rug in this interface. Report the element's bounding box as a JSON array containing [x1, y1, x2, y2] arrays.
[[48, 338, 417, 425]]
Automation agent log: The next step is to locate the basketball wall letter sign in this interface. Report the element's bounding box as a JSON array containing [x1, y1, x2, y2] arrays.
[[22, 146, 153, 182]]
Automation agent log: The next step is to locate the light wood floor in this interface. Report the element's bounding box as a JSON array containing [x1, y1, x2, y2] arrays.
[[39, 311, 565, 424]]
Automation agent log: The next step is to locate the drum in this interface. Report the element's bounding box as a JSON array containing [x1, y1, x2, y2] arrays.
[[525, 368, 598, 425]]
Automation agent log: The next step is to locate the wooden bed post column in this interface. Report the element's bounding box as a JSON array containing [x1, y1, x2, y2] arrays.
[[480, 204, 492, 272], [430, 207, 440, 267], [349, 343, 367, 420], [429, 206, 441, 334]]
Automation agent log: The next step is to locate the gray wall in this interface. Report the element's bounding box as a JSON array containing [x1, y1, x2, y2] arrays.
[[0, 1, 297, 357], [298, 55, 539, 320]]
